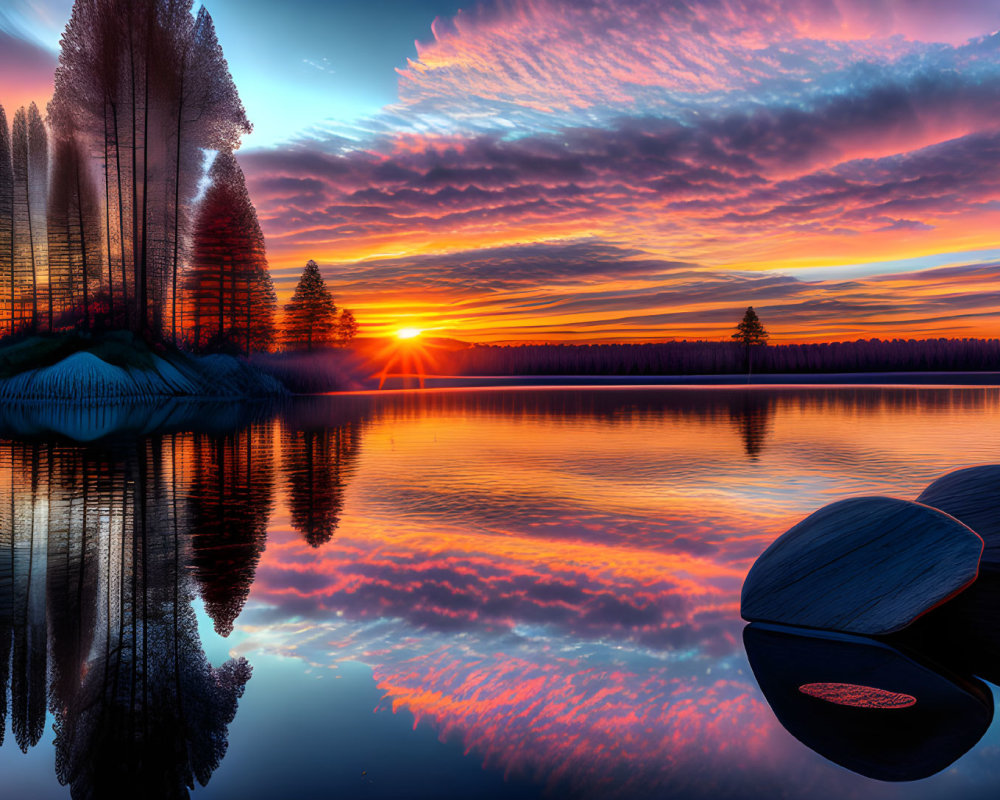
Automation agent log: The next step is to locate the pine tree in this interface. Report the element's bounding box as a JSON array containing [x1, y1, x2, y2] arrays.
[[336, 309, 358, 346], [11, 108, 34, 331], [47, 98, 104, 331], [0, 107, 12, 334], [27, 104, 48, 330], [51, 0, 250, 339], [183, 151, 274, 354], [732, 306, 768, 375], [282, 260, 338, 351]]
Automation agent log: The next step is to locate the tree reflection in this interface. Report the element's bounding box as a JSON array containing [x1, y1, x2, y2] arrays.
[[283, 413, 362, 548], [186, 424, 275, 635], [728, 392, 773, 459], [0, 435, 253, 799]]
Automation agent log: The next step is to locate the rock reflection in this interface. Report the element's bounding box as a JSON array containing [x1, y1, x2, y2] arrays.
[[0, 435, 252, 799], [744, 623, 993, 781]]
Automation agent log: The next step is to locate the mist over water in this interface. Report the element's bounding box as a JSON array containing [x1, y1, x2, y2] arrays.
[[0, 387, 999, 799]]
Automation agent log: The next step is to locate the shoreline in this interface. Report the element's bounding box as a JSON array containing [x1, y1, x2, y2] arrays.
[[366, 371, 1000, 390]]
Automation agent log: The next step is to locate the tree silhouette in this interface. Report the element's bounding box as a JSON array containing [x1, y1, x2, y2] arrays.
[[732, 306, 768, 375], [283, 260, 339, 351], [11, 108, 36, 332], [47, 100, 104, 331], [337, 308, 359, 346], [50, 0, 251, 340], [283, 421, 362, 547], [0, 433, 254, 797], [185, 425, 274, 636], [183, 151, 275, 353], [0, 107, 12, 334], [27, 104, 48, 331]]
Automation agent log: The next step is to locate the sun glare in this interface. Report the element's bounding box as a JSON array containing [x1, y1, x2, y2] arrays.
[[396, 328, 422, 339]]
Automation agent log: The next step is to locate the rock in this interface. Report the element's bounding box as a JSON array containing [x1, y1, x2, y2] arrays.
[[917, 465, 1000, 567], [0, 350, 286, 401], [744, 623, 993, 782], [741, 496, 983, 635]]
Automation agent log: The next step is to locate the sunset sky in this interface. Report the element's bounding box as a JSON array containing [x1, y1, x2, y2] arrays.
[[4, 0, 1000, 342]]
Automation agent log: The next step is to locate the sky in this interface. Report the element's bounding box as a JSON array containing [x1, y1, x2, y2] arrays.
[[3, 0, 1000, 342]]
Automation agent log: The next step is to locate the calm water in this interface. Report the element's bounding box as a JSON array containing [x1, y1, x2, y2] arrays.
[[1, 387, 1000, 799]]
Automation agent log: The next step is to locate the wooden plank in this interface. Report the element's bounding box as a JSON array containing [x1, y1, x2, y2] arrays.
[[741, 496, 982, 634], [917, 465, 1000, 567], [744, 623, 993, 782]]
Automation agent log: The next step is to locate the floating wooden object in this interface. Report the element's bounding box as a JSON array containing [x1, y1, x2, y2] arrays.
[[917, 465, 1000, 567], [741, 496, 983, 635], [744, 623, 993, 782]]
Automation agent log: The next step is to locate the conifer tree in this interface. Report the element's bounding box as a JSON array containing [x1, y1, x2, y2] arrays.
[[183, 151, 274, 354], [51, 0, 250, 339], [11, 108, 35, 331], [732, 306, 768, 375], [336, 309, 358, 346], [47, 125, 104, 331], [0, 107, 12, 334], [26, 104, 48, 330], [283, 260, 339, 351]]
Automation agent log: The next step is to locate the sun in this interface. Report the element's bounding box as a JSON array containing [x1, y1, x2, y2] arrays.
[[396, 328, 422, 340]]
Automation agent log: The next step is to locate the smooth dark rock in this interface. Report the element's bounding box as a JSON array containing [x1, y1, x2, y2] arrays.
[[741, 496, 982, 634], [744, 623, 993, 782], [896, 565, 1000, 686], [918, 465, 1000, 567]]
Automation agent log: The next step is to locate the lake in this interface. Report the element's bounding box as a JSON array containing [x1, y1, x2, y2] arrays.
[[1, 385, 999, 799]]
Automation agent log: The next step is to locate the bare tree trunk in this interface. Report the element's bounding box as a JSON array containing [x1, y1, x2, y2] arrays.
[[171, 65, 186, 347], [24, 166, 36, 332], [129, 23, 140, 335], [103, 99, 114, 322], [112, 102, 128, 327], [139, 37, 150, 339], [74, 155, 89, 331]]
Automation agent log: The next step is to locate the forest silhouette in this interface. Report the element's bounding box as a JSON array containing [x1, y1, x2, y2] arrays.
[[0, 0, 357, 363]]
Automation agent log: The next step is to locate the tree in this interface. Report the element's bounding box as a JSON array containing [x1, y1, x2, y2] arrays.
[[11, 107, 35, 332], [50, 0, 250, 339], [732, 306, 768, 375], [0, 107, 12, 334], [47, 100, 104, 331], [336, 309, 358, 346], [26, 104, 48, 330], [282, 260, 338, 351], [183, 151, 274, 354], [283, 422, 361, 547]]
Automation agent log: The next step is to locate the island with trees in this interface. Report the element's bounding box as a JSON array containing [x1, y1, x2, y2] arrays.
[[0, 0, 357, 402]]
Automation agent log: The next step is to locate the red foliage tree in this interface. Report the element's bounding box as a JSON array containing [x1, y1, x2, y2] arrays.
[[183, 151, 275, 354]]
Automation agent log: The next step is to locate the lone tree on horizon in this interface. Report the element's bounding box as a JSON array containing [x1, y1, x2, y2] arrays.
[[733, 306, 768, 375], [283, 260, 339, 351]]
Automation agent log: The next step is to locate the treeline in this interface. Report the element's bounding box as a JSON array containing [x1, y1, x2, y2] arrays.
[[441, 338, 1000, 375]]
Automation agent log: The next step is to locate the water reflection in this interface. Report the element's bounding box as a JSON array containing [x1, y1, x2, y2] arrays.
[[0, 387, 999, 798], [187, 424, 275, 635], [0, 436, 252, 798], [729, 393, 773, 459], [281, 400, 363, 547], [744, 624, 994, 781]]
